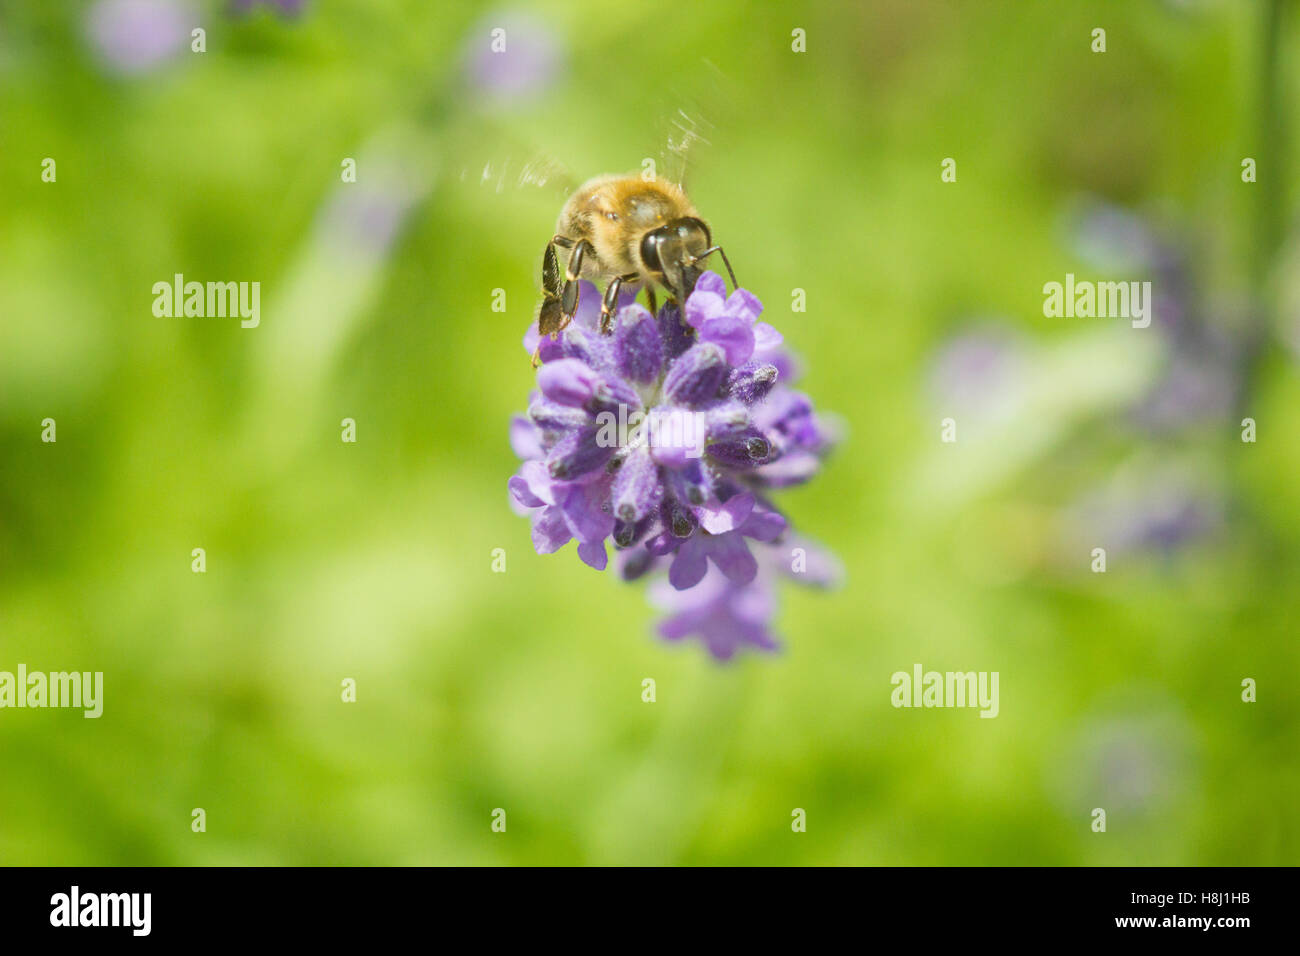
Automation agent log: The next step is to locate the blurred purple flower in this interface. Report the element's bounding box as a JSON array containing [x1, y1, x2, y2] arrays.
[[651, 560, 779, 660], [927, 326, 1027, 418], [1054, 707, 1198, 818], [1064, 469, 1223, 557], [1068, 202, 1164, 274], [86, 0, 195, 75], [1069, 198, 1244, 431], [640, 536, 842, 661], [463, 10, 563, 105], [1130, 332, 1242, 432], [1067, 199, 1193, 336], [318, 183, 413, 261]]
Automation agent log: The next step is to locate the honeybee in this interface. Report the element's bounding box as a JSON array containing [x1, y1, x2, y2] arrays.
[[533, 173, 736, 365]]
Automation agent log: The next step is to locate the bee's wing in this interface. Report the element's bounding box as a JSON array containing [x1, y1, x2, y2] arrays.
[[657, 107, 714, 190], [455, 148, 578, 199], [653, 63, 733, 188], [446, 118, 580, 200]]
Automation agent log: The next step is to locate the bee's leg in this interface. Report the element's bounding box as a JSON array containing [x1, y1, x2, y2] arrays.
[[558, 239, 593, 328], [644, 285, 659, 316], [689, 245, 739, 291], [536, 239, 566, 332], [600, 273, 640, 334], [533, 236, 580, 367]]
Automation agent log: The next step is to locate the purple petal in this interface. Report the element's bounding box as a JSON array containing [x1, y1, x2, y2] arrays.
[[705, 619, 776, 659], [704, 401, 752, 442], [538, 358, 600, 407], [740, 507, 787, 542], [528, 396, 589, 431], [646, 530, 681, 556], [530, 505, 571, 553], [697, 492, 755, 534], [546, 426, 614, 480], [559, 477, 615, 543], [611, 447, 662, 523], [662, 342, 728, 408], [707, 533, 758, 585], [723, 288, 763, 324], [683, 289, 725, 330], [614, 305, 663, 384], [508, 474, 545, 509], [698, 313, 755, 366], [753, 389, 813, 431], [510, 415, 543, 460], [524, 322, 566, 364], [757, 348, 800, 384], [752, 322, 783, 352], [657, 303, 694, 360], [519, 459, 559, 505], [658, 613, 698, 641], [668, 535, 709, 590], [752, 453, 821, 487], [554, 323, 602, 368], [587, 373, 643, 416], [693, 271, 727, 298], [571, 281, 602, 330], [731, 577, 776, 624], [577, 538, 608, 570]]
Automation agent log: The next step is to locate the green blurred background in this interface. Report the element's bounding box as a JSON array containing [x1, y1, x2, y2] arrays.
[[2, 0, 1298, 865]]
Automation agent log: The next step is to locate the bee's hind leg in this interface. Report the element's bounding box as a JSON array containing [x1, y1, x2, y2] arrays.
[[557, 238, 592, 328], [600, 273, 641, 334], [533, 235, 581, 366]]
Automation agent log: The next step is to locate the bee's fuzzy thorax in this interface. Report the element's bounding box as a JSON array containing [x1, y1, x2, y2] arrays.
[[558, 173, 700, 278]]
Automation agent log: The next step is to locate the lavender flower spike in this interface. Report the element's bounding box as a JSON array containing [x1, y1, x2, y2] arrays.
[[509, 272, 840, 658]]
